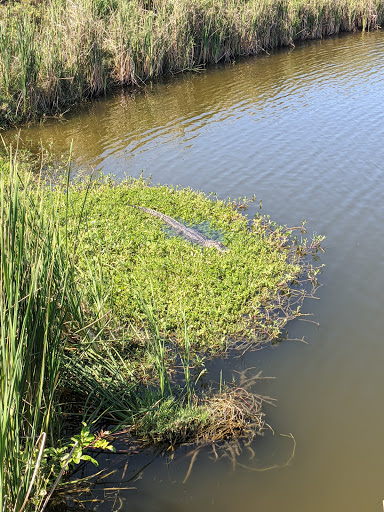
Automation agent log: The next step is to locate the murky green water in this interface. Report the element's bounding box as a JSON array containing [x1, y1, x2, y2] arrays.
[[9, 29, 384, 512]]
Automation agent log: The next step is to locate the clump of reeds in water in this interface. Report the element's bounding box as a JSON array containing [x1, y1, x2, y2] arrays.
[[127, 301, 270, 448], [0, 0, 383, 127], [134, 385, 267, 446]]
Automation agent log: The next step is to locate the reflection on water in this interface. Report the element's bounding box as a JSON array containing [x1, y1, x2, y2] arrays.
[[9, 30, 384, 512]]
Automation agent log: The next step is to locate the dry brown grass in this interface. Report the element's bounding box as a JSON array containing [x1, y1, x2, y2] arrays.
[[0, 0, 383, 127], [199, 386, 267, 443]]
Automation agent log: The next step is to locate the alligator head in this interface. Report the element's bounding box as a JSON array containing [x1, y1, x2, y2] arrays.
[[205, 240, 229, 252]]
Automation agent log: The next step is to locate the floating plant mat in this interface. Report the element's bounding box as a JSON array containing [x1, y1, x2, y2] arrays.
[[63, 174, 323, 352]]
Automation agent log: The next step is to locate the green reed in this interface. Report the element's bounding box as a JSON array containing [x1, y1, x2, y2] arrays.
[[135, 285, 173, 398], [0, 0, 383, 127], [0, 154, 85, 511]]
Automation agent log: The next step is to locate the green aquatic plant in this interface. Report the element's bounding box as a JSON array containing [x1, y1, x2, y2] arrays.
[[0, 151, 118, 512], [62, 174, 322, 351]]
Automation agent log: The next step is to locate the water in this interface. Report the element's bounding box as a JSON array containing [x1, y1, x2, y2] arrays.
[[9, 30, 384, 512]]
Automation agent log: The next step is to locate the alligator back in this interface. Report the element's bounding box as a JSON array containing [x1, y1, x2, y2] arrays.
[[131, 206, 228, 252]]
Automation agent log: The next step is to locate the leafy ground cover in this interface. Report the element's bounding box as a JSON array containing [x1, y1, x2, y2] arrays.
[[65, 174, 322, 350]]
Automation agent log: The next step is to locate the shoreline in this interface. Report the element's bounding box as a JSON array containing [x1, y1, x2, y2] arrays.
[[0, 0, 383, 129]]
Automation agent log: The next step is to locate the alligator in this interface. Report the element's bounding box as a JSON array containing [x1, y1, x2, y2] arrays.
[[131, 205, 228, 252]]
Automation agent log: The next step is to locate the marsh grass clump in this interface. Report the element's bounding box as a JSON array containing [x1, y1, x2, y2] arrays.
[[132, 385, 267, 447], [0, 0, 383, 127], [199, 386, 266, 443]]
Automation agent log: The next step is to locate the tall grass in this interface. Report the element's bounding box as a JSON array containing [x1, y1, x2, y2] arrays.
[[0, 155, 85, 511], [0, 0, 383, 127], [135, 286, 172, 398]]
